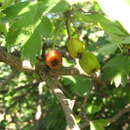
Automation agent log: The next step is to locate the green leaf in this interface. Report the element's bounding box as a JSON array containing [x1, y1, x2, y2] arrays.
[[3, 2, 29, 19], [112, 73, 122, 88], [62, 75, 91, 96], [86, 104, 102, 114], [102, 55, 130, 87], [1, 0, 14, 10], [122, 36, 130, 44], [50, 0, 70, 13], [39, 16, 53, 37], [4, 0, 61, 18], [128, 89, 130, 103], [0, 20, 7, 34], [22, 17, 53, 62], [90, 119, 110, 130], [62, 76, 76, 86], [98, 43, 118, 56], [6, 23, 20, 45], [62, 58, 74, 67], [75, 13, 128, 36]]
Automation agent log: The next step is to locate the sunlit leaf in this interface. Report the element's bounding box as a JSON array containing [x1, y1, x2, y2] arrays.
[[122, 36, 130, 44], [86, 104, 102, 114], [90, 119, 110, 130], [1, 0, 14, 10], [102, 55, 130, 86], [62, 75, 91, 96], [51, 0, 70, 13], [75, 13, 128, 36], [98, 43, 118, 56], [111, 73, 123, 87]]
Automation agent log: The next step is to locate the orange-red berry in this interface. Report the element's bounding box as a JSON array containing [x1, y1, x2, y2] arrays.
[[45, 49, 62, 69]]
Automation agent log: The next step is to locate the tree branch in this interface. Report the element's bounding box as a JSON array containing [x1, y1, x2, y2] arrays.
[[46, 78, 80, 130], [36, 64, 91, 78], [0, 47, 35, 72], [108, 104, 130, 123], [38, 68, 80, 130], [0, 46, 91, 78]]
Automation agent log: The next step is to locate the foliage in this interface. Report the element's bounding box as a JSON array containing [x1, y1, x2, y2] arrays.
[[0, 0, 130, 130]]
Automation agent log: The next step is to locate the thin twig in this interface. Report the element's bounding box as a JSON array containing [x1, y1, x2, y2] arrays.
[[108, 104, 130, 123], [79, 104, 130, 129], [64, 11, 71, 39]]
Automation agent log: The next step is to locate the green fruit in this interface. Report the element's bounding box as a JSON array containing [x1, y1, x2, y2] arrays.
[[67, 38, 85, 58], [79, 51, 100, 74]]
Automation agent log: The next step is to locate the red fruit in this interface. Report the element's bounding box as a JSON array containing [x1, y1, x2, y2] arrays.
[[45, 49, 62, 69]]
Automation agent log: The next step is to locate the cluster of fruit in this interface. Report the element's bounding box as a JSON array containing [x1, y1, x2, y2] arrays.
[[67, 38, 100, 74], [45, 37, 100, 74]]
